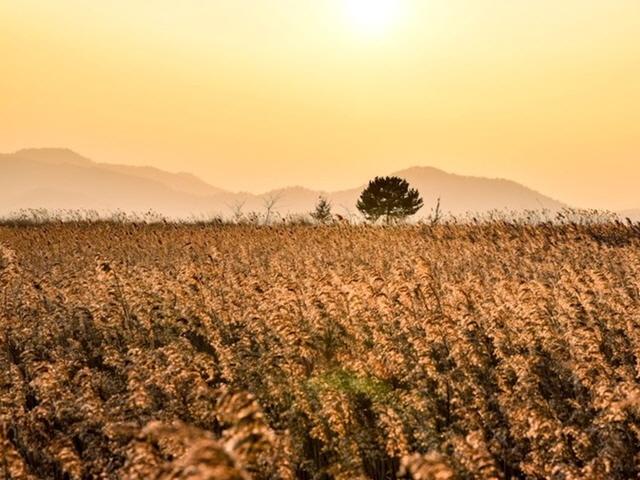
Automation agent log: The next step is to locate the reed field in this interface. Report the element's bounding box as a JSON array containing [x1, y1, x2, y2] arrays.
[[1, 220, 640, 479]]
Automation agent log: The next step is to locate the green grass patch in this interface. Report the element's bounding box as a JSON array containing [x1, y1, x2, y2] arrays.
[[307, 368, 393, 403]]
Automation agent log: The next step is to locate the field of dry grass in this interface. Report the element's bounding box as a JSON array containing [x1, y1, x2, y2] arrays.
[[1, 221, 640, 479]]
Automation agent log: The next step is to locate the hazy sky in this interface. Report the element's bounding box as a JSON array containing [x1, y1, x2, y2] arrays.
[[1, 0, 639, 209]]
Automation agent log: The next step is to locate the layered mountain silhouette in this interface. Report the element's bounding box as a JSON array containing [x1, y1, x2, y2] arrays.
[[0, 148, 576, 219]]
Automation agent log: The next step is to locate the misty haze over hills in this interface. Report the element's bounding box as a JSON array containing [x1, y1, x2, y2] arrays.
[[620, 209, 640, 222], [1, 148, 633, 220]]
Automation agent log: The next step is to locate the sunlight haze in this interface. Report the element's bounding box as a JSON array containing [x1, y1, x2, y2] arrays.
[[1, 0, 639, 209]]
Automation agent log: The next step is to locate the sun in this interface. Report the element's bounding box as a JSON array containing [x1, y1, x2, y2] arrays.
[[343, 0, 405, 38]]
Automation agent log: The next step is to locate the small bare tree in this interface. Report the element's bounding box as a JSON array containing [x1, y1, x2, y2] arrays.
[[430, 197, 442, 226], [262, 193, 282, 225], [228, 200, 246, 224]]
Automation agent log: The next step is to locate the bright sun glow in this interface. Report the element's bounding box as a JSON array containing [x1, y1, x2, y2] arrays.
[[343, 0, 404, 37]]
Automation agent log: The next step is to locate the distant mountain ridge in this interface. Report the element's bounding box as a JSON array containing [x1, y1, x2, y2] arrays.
[[0, 147, 579, 219], [11, 148, 224, 197]]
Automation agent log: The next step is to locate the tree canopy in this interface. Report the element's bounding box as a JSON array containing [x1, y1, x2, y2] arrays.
[[310, 196, 333, 224], [356, 176, 423, 223]]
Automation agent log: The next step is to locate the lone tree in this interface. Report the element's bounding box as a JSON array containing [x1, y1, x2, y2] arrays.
[[357, 176, 423, 224], [310, 196, 333, 224]]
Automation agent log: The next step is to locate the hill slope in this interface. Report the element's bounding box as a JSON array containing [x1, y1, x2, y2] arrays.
[[329, 166, 565, 218], [1, 148, 567, 218], [0, 152, 217, 216]]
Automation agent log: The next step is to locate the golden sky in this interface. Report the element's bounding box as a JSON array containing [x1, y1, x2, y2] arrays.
[[1, 0, 639, 209]]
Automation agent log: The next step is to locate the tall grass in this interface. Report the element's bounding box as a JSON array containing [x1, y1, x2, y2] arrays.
[[1, 219, 639, 478]]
